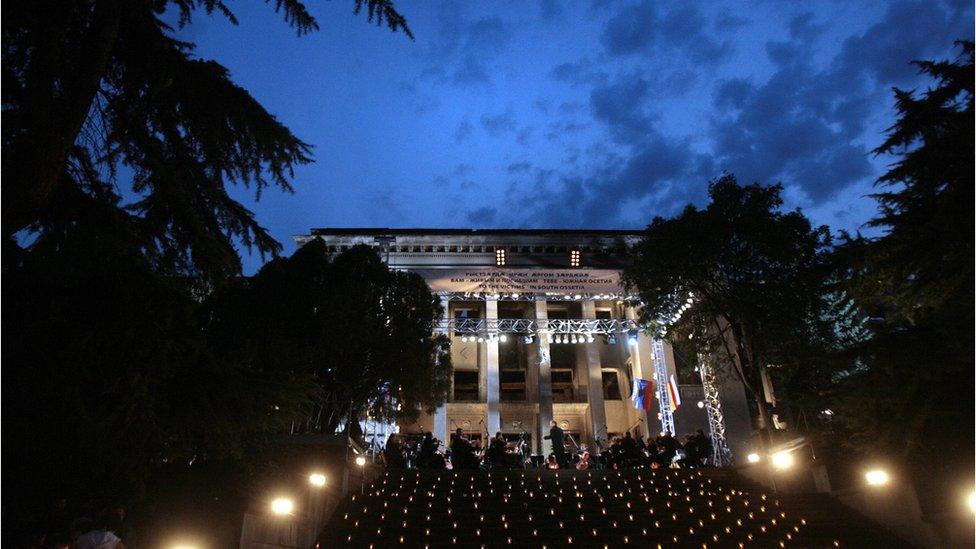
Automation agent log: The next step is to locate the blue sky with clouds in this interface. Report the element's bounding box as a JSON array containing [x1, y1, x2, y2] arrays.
[[173, 0, 973, 272]]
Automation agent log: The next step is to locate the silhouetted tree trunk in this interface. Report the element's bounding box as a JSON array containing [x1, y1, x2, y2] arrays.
[[4, 0, 121, 236]]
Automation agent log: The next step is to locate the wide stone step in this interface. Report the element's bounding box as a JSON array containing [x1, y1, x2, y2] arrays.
[[319, 469, 910, 548]]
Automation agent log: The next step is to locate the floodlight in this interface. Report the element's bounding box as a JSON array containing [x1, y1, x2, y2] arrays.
[[771, 451, 794, 470], [309, 473, 326, 487], [271, 497, 294, 515], [864, 470, 889, 486]]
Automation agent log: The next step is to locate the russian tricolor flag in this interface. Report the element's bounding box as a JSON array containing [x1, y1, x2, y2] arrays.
[[631, 378, 655, 411]]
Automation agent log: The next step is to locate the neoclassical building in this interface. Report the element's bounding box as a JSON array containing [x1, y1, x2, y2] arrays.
[[295, 228, 753, 462]]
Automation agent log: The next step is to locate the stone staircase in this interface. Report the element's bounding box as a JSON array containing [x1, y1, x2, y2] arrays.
[[317, 468, 911, 548]]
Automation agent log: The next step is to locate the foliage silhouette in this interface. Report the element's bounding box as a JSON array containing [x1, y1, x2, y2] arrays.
[[3, 0, 412, 282], [828, 41, 974, 508], [624, 174, 836, 452]]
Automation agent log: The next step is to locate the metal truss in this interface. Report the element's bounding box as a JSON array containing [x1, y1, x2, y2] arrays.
[[440, 292, 637, 302], [434, 318, 639, 335], [698, 353, 734, 466], [651, 339, 675, 436]]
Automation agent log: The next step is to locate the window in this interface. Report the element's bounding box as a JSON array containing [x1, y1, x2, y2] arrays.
[[495, 248, 506, 266], [500, 370, 526, 401], [453, 371, 479, 401], [551, 369, 576, 402], [569, 248, 581, 267], [602, 370, 622, 400]]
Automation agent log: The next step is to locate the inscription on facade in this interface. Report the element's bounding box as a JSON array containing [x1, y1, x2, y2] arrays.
[[413, 268, 623, 294]]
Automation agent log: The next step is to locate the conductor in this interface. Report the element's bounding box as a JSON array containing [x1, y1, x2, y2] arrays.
[[543, 420, 566, 468]]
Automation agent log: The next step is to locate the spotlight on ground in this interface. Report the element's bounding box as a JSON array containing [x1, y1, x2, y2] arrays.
[[270, 497, 294, 516], [308, 472, 326, 487], [864, 469, 890, 487], [746, 453, 761, 464], [771, 451, 794, 470]]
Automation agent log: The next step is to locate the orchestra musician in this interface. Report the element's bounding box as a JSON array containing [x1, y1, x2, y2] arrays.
[[576, 451, 592, 470], [384, 433, 406, 468], [544, 420, 566, 469], [487, 432, 506, 469], [450, 428, 477, 470]]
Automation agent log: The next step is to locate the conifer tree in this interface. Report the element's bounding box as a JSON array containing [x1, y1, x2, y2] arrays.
[[3, 0, 412, 281]]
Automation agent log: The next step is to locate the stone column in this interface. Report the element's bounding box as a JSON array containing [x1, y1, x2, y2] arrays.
[[433, 295, 449, 446], [625, 306, 653, 438], [534, 300, 553, 455], [485, 299, 501, 434], [582, 301, 607, 447]]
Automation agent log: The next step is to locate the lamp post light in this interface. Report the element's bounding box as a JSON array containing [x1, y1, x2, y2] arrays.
[[308, 472, 327, 488], [864, 469, 890, 487], [355, 455, 367, 493], [270, 497, 295, 516]]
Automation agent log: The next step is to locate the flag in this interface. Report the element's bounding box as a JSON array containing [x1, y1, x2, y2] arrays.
[[631, 378, 655, 411], [668, 374, 682, 412]]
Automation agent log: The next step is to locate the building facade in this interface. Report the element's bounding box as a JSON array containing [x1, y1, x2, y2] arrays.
[[296, 228, 753, 461]]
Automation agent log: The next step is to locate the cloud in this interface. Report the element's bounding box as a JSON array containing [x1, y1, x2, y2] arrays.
[[439, 0, 971, 233], [550, 57, 606, 86], [466, 17, 510, 53], [480, 109, 517, 136], [454, 120, 474, 142], [706, 0, 971, 202], [467, 206, 497, 225], [420, 10, 512, 88], [453, 55, 490, 85], [539, 0, 563, 22], [589, 75, 655, 143], [452, 163, 474, 176], [601, 1, 731, 63], [545, 120, 588, 141], [714, 10, 749, 32]]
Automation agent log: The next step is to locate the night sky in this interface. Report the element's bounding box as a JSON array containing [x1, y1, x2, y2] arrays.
[[173, 0, 973, 273]]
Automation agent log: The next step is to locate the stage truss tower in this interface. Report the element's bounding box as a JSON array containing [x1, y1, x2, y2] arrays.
[[698, 353, 734, 466], [651, 338, 675, 436]]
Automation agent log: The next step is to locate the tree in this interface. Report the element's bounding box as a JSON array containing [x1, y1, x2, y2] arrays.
[[3, 0, 412, 282], [828, 41, 973, 505], [205, 240, 452, 436], [623, 175, 836, 452], [2, 1, 415, 538], [2, 224, 319, 540]]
